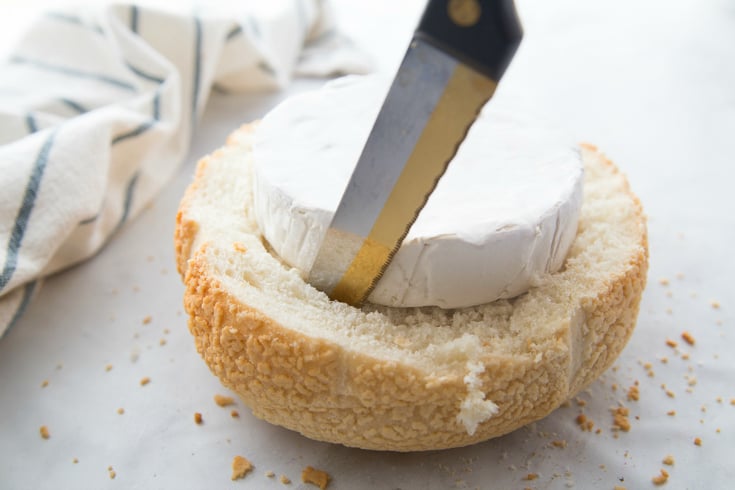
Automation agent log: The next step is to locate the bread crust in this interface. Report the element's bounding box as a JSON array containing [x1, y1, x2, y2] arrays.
[[175, 127, 648, 451]]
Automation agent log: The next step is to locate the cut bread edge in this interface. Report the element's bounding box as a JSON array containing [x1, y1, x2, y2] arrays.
[[175, 125, 648, 451]]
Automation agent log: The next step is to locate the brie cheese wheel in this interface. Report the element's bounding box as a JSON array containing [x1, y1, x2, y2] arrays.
[[252, 75, 584, 308]]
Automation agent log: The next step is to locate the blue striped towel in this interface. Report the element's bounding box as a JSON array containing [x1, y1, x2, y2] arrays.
[[0, 1, 371, 336]]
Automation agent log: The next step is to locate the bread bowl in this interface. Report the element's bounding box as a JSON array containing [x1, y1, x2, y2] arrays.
[[175, 107, 647, 452]]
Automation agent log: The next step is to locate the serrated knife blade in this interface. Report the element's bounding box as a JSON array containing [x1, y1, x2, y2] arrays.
[[308, 0, 522, 306]]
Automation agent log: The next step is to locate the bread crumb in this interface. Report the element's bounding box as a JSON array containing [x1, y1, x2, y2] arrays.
[[662, 455, 675, 466], [140, 377, 150, 386], [652, 469, 669, 485], [665, 339, 678, 348], [280, 475, 291, 484], [694, 437, 702, 446], [40, 380, 49, 388], [231, 455, 253, 480], [614, 486, 627, 490], [643, 362, 656, 377], [163, 328, 170, 335], [230, 410, 239, 418], [681, 352, 690, 360], [194, 412, 203, 425], [142, 315, 152, 325], [667, 410, 676, 416], [105, 364, 113, 372], [551, 440, 567, 448], [575, 413, 594, 431], [659, 278, 670, 286], [666, 389, 675, 398], [730, 398, 735, 406], [612, 407, 631, 432], [159, 338, 167, 346], [681, 331, 695, 346], [710, 300, 720, 309], [39, 425, 50, 439], [266, 471, 275, 478], [522, 473, 538, 481], [109, 470, 116, 479], [575, 397, 587, 407], [117, 408, 125, 415], [302, 466, 331, 489], [72, 457, 78, 464], [214, 394, 235, 407], [627, 385, 639, 401]]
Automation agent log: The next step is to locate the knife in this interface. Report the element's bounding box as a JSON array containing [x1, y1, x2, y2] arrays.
[[308, 0, 523, 306]]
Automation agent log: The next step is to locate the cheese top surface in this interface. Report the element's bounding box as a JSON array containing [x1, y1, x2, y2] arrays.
[[253, 75, 584, 308]]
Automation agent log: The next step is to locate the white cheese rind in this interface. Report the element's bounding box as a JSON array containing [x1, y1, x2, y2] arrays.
[[253, 75, 583, 308]]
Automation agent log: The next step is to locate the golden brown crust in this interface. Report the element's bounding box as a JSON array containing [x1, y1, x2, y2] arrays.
[[184, 255, 473, 450], [574, 149, 649, 393], [174, 126, 648, 451]]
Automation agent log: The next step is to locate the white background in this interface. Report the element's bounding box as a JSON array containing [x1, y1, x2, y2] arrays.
[[1, 0, 734, 488]]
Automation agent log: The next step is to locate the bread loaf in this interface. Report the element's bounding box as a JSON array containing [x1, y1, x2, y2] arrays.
[[175, 124, 648, 451]]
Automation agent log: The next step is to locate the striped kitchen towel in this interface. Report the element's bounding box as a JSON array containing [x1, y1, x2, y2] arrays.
[[0, 0, 371, 336]]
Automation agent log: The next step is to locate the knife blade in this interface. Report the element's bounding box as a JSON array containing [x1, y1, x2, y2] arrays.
[[308, 0, 522, 306]]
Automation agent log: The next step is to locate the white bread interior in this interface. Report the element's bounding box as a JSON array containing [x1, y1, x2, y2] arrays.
[[175, 124, 648, 451]]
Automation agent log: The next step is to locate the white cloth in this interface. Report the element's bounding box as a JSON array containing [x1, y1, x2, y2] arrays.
[[0, 1, 370, 336]]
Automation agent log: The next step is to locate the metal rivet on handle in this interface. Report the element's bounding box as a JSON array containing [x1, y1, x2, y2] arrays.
[[448, 0, 481, 27]]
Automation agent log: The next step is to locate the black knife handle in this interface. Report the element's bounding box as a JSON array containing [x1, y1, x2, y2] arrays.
[[416, 0, 522, 81]]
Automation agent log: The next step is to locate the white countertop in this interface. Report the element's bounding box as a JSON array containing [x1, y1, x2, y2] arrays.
[[1, 0, 734, 488]]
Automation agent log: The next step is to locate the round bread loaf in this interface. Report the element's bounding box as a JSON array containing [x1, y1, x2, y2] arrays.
[[175, 124, 648, 451]]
